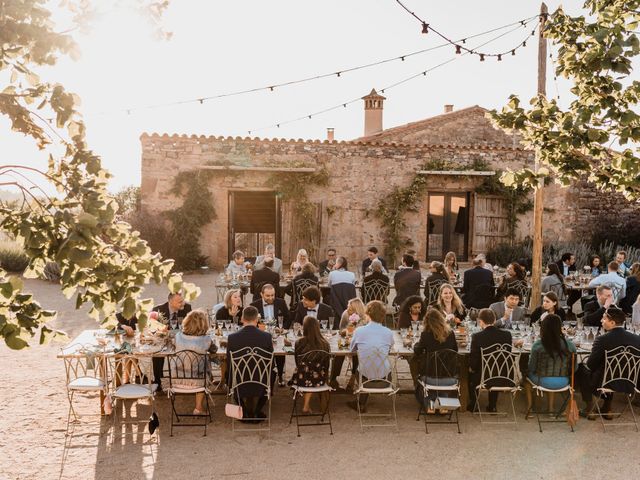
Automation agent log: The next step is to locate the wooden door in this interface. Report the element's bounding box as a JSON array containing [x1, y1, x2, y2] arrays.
[[472, 194, 510, 255]]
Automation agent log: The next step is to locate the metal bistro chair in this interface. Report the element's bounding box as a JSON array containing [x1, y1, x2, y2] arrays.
[[416, 349, 462, 434], [107, 354, 158, 437], [475, 343, 522, 425], [354, 347, 399, 431], [592, 345, 640, 432], [607, 283, 624, 305], [166, 350, 215, 436], [291, 278, 319, 312], [61, 345, 109, 432], [426, 279, 447, 306], [361, 278, 390, 305], [525, 353, 574, 432], [228, 346, 274, 433], [288, 349, 334, 436]]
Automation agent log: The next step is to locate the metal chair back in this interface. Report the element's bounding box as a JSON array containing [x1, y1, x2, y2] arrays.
[[479, 343, 520, 389], [292, 278, 319, 310], [167, 349, 211, 389], [362, 278, 389, 304], [607, 283, 624, 304], [511, 279, 531, 307], [229, 346, 274, 394], [356, 346, 396, 388], [108, 354, 155, 397], [426, 279, 447, 305], [295, 349, 331, 381], [602, 345, 640, 394], [61, 345, 107, 387], [421, 348, 459, 381]]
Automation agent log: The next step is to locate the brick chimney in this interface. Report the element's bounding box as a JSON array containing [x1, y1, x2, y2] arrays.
[[327, 128, 335, 141], [444, 104, 454, 113], [362, 88, 386, 136]]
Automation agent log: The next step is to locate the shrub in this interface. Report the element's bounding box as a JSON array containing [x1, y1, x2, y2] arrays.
[[0, 241, 29, 272], [591, 216, 640, 249], [42, 262, 61, 282]]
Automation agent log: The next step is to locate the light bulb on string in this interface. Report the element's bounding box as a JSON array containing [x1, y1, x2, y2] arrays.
[[422, 22, 429, 34]]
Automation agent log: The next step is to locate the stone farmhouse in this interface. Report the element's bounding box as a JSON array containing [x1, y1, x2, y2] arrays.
[[140, 89, 635, 268]]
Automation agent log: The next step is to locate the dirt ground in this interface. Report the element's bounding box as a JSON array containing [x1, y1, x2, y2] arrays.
[[2, 272, 640, 480]]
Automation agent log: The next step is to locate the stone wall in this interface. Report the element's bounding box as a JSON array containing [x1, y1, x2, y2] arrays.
[[141, 133, 590, 268]]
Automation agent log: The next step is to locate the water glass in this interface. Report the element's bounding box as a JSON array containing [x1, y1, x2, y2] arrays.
[[328, 317, 335, 330], [277, 315, 284, 329], [320, 319, 328, 332]]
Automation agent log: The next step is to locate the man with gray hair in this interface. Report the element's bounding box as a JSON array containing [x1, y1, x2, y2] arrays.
[[254, 243, 283, 275]]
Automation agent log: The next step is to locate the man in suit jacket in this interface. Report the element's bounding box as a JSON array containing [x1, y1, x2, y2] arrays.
[[253, 243, 283, 275], [583, 285, 613, 327], [226, 306, 275, 421], [318, 247, 337, 276], [393, 254, 421, 307], [251, 283, 290, 385], [249, 258, 281, 302], [361, 246, 387, 275], [463, 257, 496, 308], [490, 288, 526, 329], [152, 293, 192, 390], [468, 308, 513, 412], [578, 306, 640, 415], [293, 285, 336, 328], [555, 252, 577, 277]]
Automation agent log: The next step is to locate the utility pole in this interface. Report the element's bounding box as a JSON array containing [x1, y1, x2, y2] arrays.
[[530, 2, 548, 310]]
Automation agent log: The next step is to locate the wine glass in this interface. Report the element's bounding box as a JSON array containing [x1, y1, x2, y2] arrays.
[[320, 319, 328, 332], [277, 315, 284, 329], [169, 316, 178, 330], [328, 317, 335, 331]]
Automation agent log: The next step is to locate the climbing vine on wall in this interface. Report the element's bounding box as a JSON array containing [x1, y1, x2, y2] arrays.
[[164, 170, 217, 271], [269, 165, 330, 263]]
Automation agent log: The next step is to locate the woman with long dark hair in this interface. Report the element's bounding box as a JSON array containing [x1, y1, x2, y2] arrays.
[[530, 291, 565, 324], [589, 255, 603, 276], [621, 263, 640, 314], [524, 314, 576, 412], [541, 263, 565, 295], [424, 261, 450, 301], [397, 295, 425, 329], [289, 316, 330, 413], [497, 262, 526, 299]]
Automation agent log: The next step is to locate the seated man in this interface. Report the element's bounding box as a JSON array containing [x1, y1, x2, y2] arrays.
[[152, 292, 192, 390], [489, 288, 525, 329], [616, 250, 630, 277], [589, 261, 626, 303], [577, 306, 640, 417], [583, 285, 614, 327], [362, 259, 390, 304], [250, 257, 281, 302], [468, 308, 513, 412], [348, 300, 395, 412], [293, 286, 335, 327], [251, 284, 290, 386], [284, 263, 319, 312], [393, 254, 421, 307], [226, 306, 275, 421], [328, 256, 357, 320], [361, 246, 387, 275], [462, 256, 495, 308], [318, 247, 337, 276], [556, 252, 577, 277], [254, 243, 283, 275]]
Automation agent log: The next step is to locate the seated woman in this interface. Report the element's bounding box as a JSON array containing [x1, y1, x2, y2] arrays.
[[290, 248, 310, 275], [173, 310, 218, 415], [530, 291, 565, 324], [496, 262, 526, 300], [540, 263, 565, 296], [397, 295, 425, 329], [524, 313, 576, 413], [412, 308, 458, 412], [589, 255, 603, 276], [116, 312, 138, 336], [289, 316, 331, 414], [424, 261, 450, 302], [216, 289, 244, 325], [443, 251, 458, 282], [434, 283, 466, 326], [338, 297, 367, 330], [620, 263, 640, 314]]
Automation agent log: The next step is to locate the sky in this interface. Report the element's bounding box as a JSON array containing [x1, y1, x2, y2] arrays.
[[1, 0, 587, 192]]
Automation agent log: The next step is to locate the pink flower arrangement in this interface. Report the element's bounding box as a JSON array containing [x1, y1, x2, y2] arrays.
[[348, 313, 360, 325], [149, 311, 159, 321]]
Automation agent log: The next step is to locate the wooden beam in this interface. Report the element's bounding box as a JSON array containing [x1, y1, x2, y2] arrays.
[[416, 170, 496, 176], [197, 165, 316, 173], [530, 2, 548, 310]]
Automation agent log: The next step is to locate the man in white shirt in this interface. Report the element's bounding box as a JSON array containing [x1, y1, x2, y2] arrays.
[[254, 243, 283, 275], [328, 256, 356, 286], [589, 261, 626, 303], [348, 300, 394, 412], [616, 251, 630, 277]]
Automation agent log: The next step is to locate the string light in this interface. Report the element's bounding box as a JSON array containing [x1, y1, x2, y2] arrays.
[[246, 21, 537, 135], [79, 14, 537, 118], [455, 45, 461, 54], [395, 0, 541, 60]]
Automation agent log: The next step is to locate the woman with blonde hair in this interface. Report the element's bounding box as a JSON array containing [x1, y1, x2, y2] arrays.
[[173, 310, 218, 415], [339, 297, 367, 329], [434, 283, 466, 326], [216, 289, 243, 324], [443, 251, 458, 280], [290, 248, 310, 274]]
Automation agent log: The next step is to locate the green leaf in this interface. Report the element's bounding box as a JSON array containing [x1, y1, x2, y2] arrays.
[[122, 296, 136, 320]]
